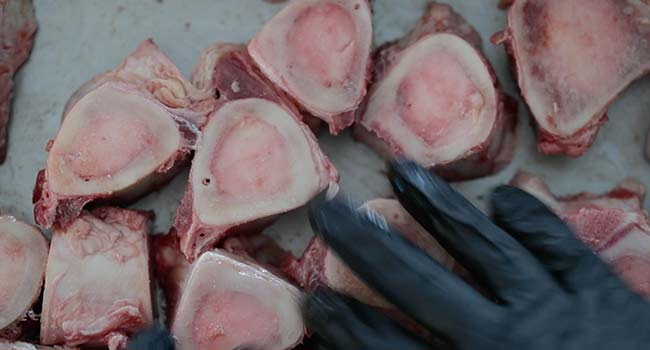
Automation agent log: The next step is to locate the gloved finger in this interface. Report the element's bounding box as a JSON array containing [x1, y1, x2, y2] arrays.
[[308, 196, 502, 342], [491, 185, 625, 292], [389, 160, 559, 303], [294, 334, 339, 350], [127, 323, 175, 350], [302, 289, 434, 350]]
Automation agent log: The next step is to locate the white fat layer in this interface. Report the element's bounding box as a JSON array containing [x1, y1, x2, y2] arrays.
[[0, 217, 48, 329], [172, 250, 304, 350], [192, 98, 322, 227], [362, 33, 497, 166], [513, 172, 646, 213], [510, 0, 650, 136], [46, 83, 181, 196], [601, 226, 650, 261], [40, 213, 153, 345], [249, 0, 372, 117]]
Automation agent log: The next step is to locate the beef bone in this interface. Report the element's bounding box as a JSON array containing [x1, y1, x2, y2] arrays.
[[33, 39, 214, 229], [170, 249, 304, 350], [285, 198, 466, 309], [40, 207, 154, 350], [0, 216, 48, 340], [356, 2, 517, 181], [249, 0, 373, 134], [173, 44, 338, 262], [0, 0, 37, 164], [154, 232, 293, 324], [512, 172, 650, 297], [493, 0, 650, 156]]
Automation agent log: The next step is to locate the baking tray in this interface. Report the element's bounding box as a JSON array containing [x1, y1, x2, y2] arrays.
[[2, 0, 650, 256]]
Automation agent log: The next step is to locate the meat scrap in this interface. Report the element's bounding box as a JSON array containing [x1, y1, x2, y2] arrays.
[[493, 0, 650, 156], [0, 0, 37, 164], [286, 198, 466, 309], [498, 0, 514, 9], [173, 44, 338, 261], [33, 39, 214, 229], [249, 0, 373, 134], [0, 340, 78, 350], [170, 249, 305, 350], [355, 2, 517, 181], [220, 234, 294, 270], [152, 234, 191, 324], [512, 172, 650, 297], [190, 44, 304, 122], [40, 207, 154, 350], [0, 216, 48, 340]]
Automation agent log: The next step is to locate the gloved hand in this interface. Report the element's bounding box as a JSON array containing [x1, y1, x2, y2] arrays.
[[127, 323, 175, 350], [303, 160, 650, 350], [126, 324, 268, 350]]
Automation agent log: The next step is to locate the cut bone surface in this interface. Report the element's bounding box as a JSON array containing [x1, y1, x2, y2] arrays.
[[493, 0, 650, 156], [0, 216, 48, 333], [171, 250, 304, 350], [0, 0, 37, 164], [40, 207, 154, 350], [357, 2, 517, 180], [155, 233, 293, 324], [174, 44, 338, 261], [33, 39, 213, 229], [249, 0, 372, 133], [286, 198, 465, 309], [513, 172, 650, 297]]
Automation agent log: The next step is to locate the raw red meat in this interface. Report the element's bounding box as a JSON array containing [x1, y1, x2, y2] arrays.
[[190, 44, 304, 121], [173, 44, 338, 261], [498, 0, 515, 9], [220, 234, 294, 270], [40, 207, 154, 350], [286, 198, 465, 309], [493, 0, 650, 156], [192, 43, 325, 134], [356, 2, 517, 181], [0, 216, 48, 340], [249, 0, 373, 134], [0, 0, 37, 164], [170, 249, 305, 350], [33, 39, 214, 229], [153, 234, 190, 324], [512, 172, 650, 297]]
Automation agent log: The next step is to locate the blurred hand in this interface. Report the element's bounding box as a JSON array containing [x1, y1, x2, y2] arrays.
[[303, 160, 650, 350], [127, 323, 174, 350]]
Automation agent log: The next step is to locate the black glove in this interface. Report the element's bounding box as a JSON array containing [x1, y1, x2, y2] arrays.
[[126, 324, 264, 350], [303, 160, 650, 350], [127, 324, 175, 350]]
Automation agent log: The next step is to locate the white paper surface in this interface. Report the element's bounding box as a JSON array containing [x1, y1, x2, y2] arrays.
[[1, 0, 649, 255]]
